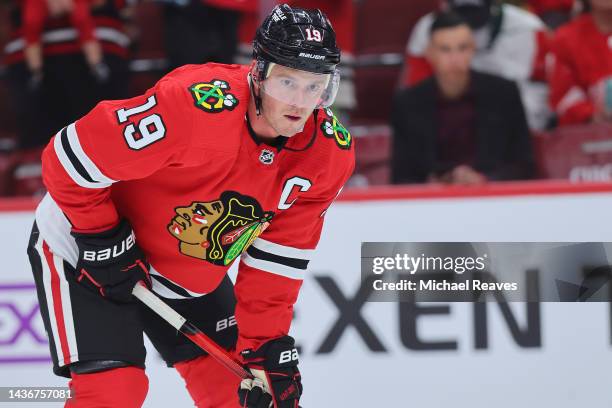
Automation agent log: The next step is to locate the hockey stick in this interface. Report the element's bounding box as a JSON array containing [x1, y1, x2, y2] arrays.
[[133, 282, 304, 407], [132, 282, 253, 380]]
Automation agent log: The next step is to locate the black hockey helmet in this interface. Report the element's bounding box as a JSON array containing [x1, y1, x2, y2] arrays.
[[250, 4, 342, 114], [253, 4, 341, 76]]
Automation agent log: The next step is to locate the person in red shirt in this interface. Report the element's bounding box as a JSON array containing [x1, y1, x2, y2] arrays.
[[27, 4, 353, 407], [22, 0, 106, 84], [548, 0, 612, 125]]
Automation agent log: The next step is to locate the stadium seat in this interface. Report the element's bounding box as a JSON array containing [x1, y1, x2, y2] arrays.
[[349, 122, 391, 186], [535, 122, 612, 182]]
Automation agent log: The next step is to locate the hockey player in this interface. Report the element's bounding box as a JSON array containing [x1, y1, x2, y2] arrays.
[[26, 4, 354, 407]]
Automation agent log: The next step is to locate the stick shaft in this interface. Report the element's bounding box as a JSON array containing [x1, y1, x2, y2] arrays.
[[132, 283, 252, 380]]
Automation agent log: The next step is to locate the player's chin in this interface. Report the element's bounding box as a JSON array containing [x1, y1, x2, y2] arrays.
[[279, 118, 306, 136]]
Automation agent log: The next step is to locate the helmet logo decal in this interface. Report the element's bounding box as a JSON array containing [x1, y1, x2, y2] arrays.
[[272, 7, 287, 22], [321, 108, 352, 150], [168, 191, 274, 266], [299, 52, 325, 60], [190, 80, 238, 113], [253, 4, 341, 75], [305, 28, 322, 42]]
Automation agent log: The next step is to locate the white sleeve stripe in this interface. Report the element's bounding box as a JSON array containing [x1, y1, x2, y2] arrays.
[[53, 129, 108, 188], [53, 127, 111, 189], [241, 253, 305, 280], [67, 123, 116, 184], [251, 238, 314, 260]]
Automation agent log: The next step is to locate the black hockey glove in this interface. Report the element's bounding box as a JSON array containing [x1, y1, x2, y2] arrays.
[[71, 219, 151, 303], [238, 336, 302, 408]]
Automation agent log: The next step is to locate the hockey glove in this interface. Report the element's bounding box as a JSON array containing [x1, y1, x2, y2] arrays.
[[71, 219, 151, 303], [238, 336, 302, 408]]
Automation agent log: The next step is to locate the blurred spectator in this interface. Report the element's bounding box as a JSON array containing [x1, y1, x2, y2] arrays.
[[401, 0, 552, 130], [548, 0, 612, 126], [3, 0, 132, 194], [391, 12, 534, 185], [162, 0, 256, 70], [23, 0, 107, 86]]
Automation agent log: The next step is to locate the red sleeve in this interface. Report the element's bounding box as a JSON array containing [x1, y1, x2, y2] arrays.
[[23, 0, 48, 44], [234, 157, 355, 353], [548, 33, 594, 125], [70, 0, 96, 43], [42, 76, 195, 231]]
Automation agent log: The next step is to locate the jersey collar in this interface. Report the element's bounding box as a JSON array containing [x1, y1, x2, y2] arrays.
[[245, 114, 289, 152]]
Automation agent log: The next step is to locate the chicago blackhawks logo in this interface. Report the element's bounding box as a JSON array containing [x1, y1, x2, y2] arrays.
[[168, 191, 273, 266], [320, 108, 352, 150], [190, 80, 238, 113]]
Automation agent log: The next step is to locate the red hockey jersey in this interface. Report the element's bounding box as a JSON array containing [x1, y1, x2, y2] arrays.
[[36, 63, 355, 352], [549, 14, 612, 125]]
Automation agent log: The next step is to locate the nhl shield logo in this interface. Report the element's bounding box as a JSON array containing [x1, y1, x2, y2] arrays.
[[259, 149, 274, 165]]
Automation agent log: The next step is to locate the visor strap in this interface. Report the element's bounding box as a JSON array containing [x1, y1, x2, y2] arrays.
[[249, 73, 263, 116]]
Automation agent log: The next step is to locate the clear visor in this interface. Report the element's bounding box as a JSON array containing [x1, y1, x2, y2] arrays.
[[259, 63, 340, 110]]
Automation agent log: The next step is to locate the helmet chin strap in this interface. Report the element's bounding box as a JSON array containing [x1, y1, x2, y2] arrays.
[[252, 58, 272, 117], [249, 74, 263, 116], [248, 77, 284, 136]]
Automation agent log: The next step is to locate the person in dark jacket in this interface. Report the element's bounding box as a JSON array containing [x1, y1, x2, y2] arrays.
[[391, 11, 535, 185]]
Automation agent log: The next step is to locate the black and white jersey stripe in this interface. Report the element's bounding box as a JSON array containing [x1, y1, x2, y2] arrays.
[[148, 266, 207, 299], [53, 123, 116, 188], [242, 238, 313, 280]]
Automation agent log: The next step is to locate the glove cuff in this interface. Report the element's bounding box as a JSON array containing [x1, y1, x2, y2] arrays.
[[71, 218, 127, 240], [241, 336, 299, 370], [71, 219, 140, 267]]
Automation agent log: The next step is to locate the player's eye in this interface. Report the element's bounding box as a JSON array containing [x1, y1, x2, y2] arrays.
[[306, 83, 322, 93], [280, 78, 295, 88]]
